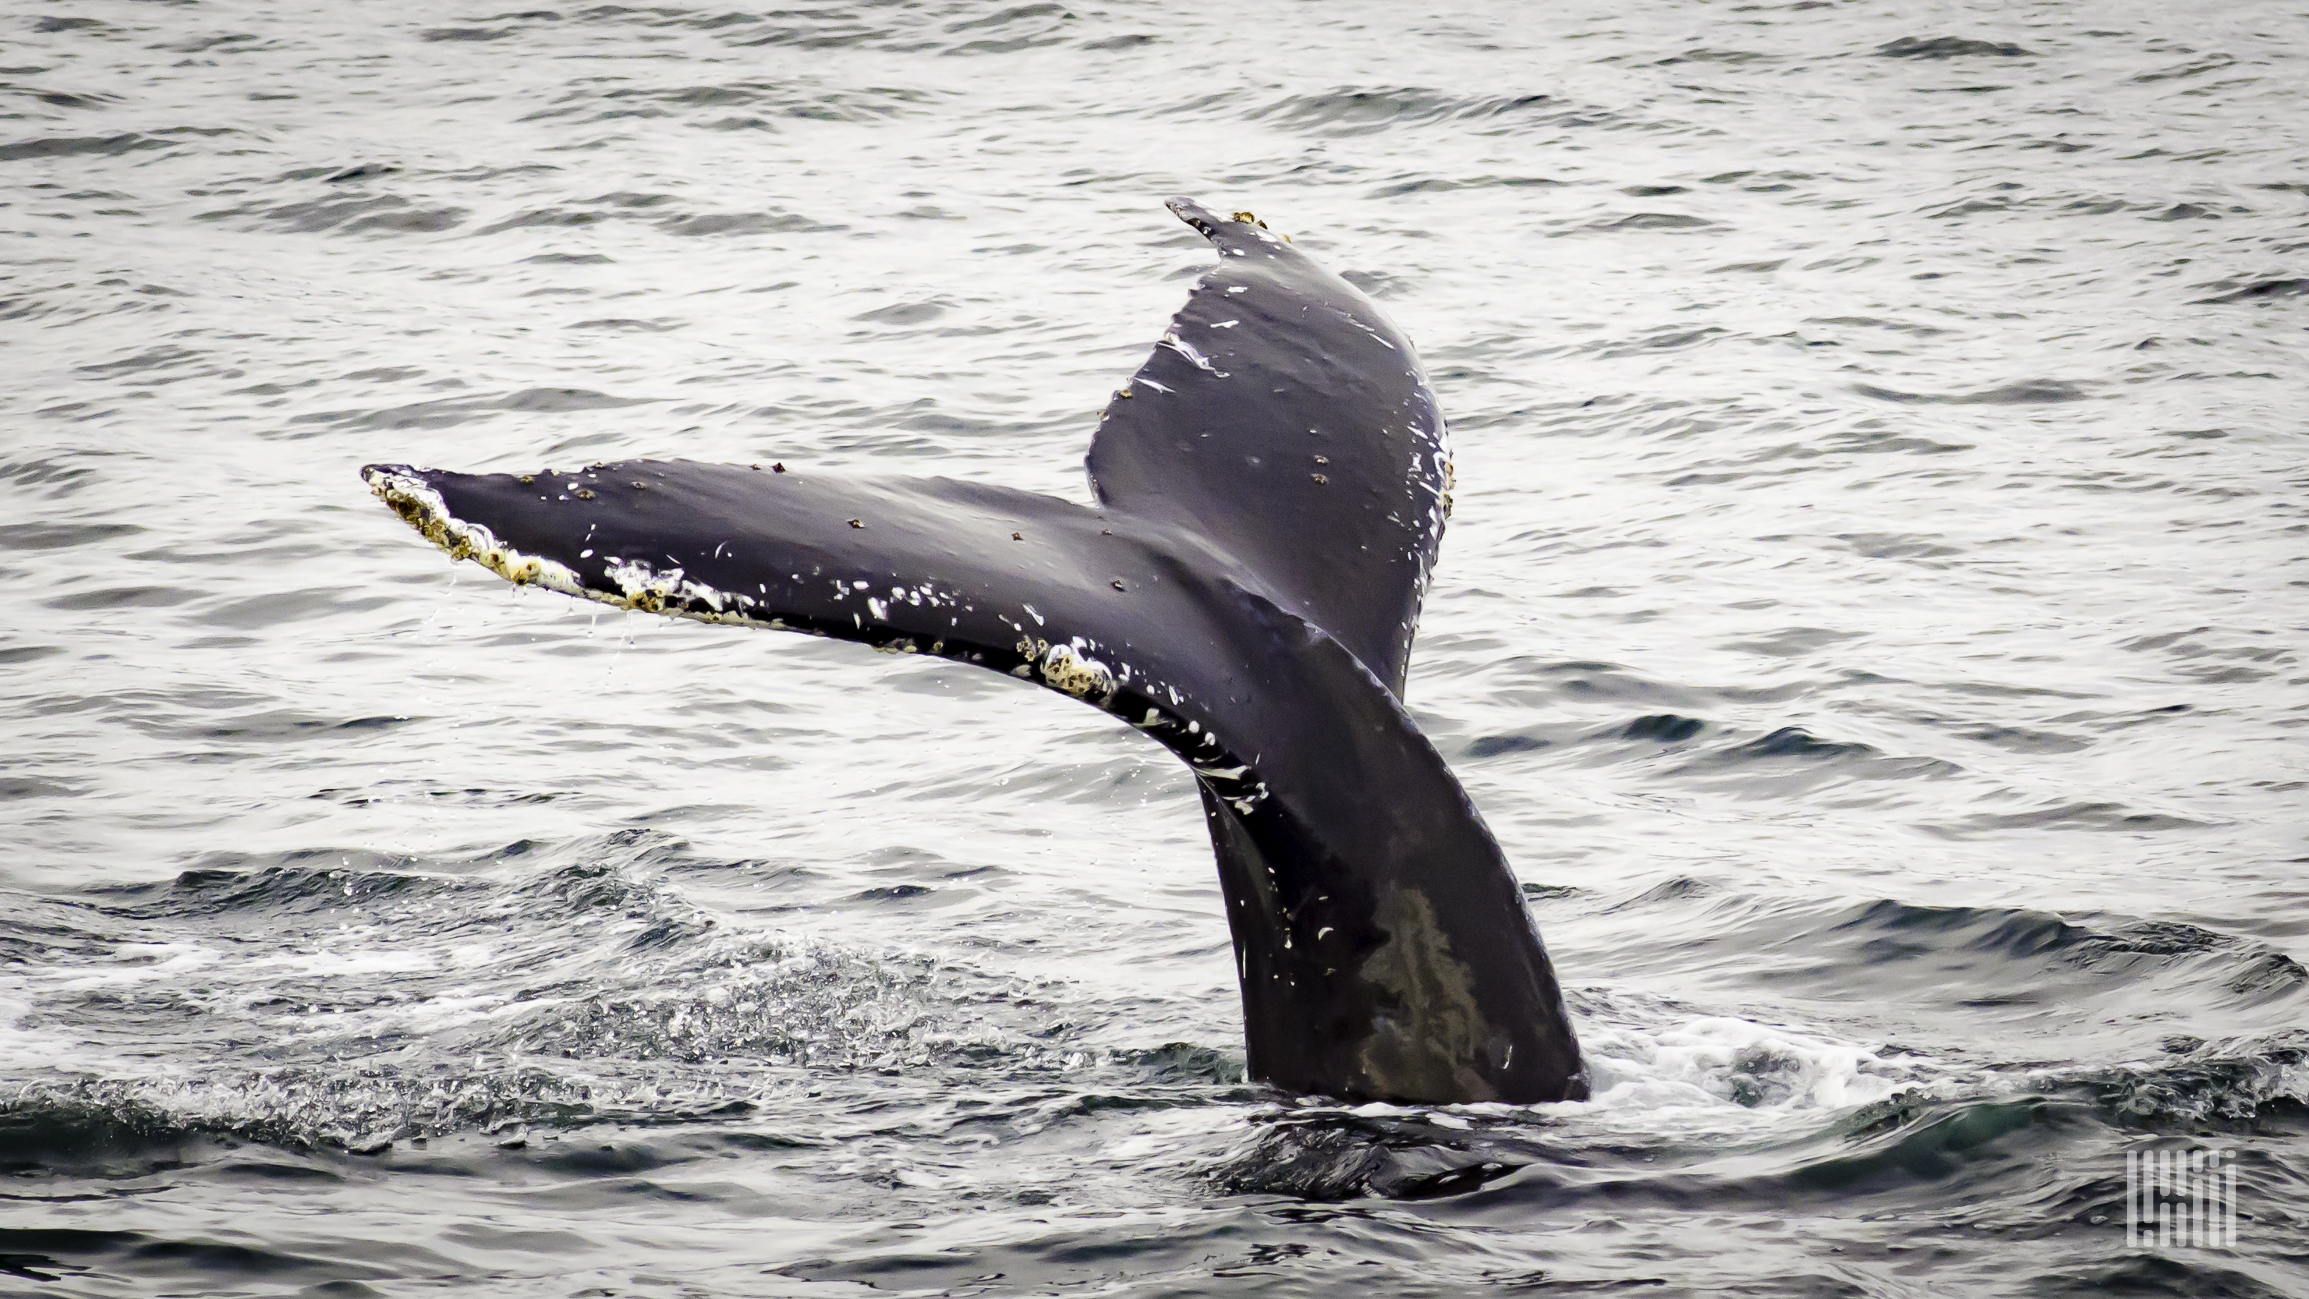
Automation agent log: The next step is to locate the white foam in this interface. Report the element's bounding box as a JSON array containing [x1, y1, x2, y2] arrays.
[[1576, 1015, 1919, 1122], [0, 986, 91, 1070], [43, 942, 221, 990], [247, 949, 435, 978]]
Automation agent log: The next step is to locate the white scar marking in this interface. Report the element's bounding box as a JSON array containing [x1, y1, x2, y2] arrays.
[[1159, 332, 1227, 376]]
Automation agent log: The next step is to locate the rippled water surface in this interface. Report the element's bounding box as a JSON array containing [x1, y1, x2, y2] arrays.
[[4, 1, 2307, 1294]]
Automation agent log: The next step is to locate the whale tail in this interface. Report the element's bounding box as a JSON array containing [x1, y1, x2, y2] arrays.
[[362, 198, 1586, 1105]]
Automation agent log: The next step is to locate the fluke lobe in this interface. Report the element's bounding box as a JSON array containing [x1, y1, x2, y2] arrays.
[[363, 198, 1588, 1105]]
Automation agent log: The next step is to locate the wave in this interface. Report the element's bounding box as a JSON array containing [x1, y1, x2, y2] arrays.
[[0, 1034, 1252, 1172], [1875, 36, 2036, 60], [0, 836, 1253, 1167], [0, 133, 170, 163], [1244, 87, 1557, 134], [1853, 379, 2093, 404], [1212, 1028, 2309, 1203], [2192, 278, 2309, 305], [1605, 889, 2303, 1008], [1208, 1091, 2056, 1205], [194, 193, 469, 236], [1141, 85, 1584, 139], [2075, 1031, 2309, 1125]]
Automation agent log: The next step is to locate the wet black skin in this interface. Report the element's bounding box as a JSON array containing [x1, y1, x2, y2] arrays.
[[363, 198, 1588, 1105]]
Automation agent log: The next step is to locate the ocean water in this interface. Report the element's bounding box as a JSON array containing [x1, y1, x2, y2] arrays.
[[3, 0, 2306, 1293]]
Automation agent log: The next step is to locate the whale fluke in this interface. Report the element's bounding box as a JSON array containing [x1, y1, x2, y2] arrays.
[[363, 198, 1587, 1104]]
